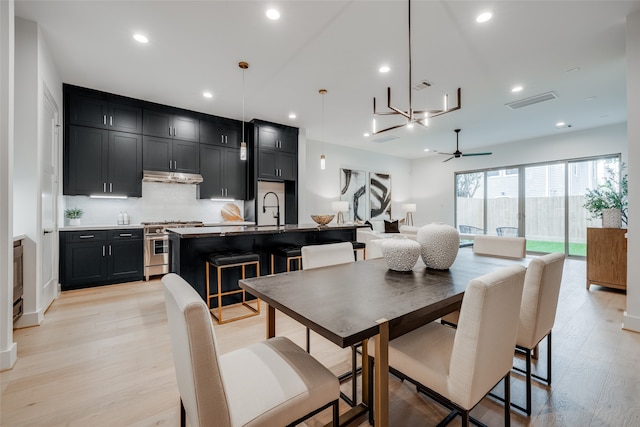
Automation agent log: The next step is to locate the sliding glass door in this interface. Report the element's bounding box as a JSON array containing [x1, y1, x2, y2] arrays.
[[455, 155, 620, 257], [524, 164, 565, 253]]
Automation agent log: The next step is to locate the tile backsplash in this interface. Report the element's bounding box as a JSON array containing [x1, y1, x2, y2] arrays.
[[62, 182, 244, 226]]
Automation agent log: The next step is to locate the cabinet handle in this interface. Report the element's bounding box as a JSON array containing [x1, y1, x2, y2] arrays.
[[225, 135, 228, 144], [174, 160, 177, 170], [103, 182, 107, 192], [102, 245, 106, 257], [173, 127, 176, 137], [79, 235, 95, 239], [221, 135, 224, 144], [109, 116, 113, 126], [103, 115, 107, 125], [109, 183, 113, 192], [119, 233, 133, 237], [109, 245, 112, 256]]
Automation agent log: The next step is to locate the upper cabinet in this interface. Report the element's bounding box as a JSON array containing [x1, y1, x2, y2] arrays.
[[68, 87, 142, 134], [200, 116, 242, 149], [143, 108, 199, 142], [65, 126, 142, 197], [143, 136, 200, 174], [253, 120, 298, 181]]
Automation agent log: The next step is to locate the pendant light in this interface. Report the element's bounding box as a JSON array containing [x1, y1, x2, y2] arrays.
[[239, 61, 248, 161], [319, 89, 327, 170]]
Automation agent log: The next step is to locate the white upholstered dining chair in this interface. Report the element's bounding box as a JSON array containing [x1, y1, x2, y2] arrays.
[[368, 264, 526, 426], [441, 234, 526, 326], [511, 251, 565, 415], [162, 273, 340, 427]]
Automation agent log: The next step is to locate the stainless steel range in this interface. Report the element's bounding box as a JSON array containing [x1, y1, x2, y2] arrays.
[[142, 220, 204, 280]]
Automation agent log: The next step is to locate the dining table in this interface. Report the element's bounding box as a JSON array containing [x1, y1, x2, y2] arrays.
[[239, 247, 530, 426]]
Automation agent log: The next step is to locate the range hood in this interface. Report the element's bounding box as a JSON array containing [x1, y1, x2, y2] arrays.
[[142, 170, 203, 184]]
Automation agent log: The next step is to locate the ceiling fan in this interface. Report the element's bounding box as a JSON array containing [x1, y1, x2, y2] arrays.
[[437, 129, 492, 162]]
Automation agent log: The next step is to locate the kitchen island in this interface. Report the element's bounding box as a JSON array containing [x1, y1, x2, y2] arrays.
[[168, 224, 358, 304]]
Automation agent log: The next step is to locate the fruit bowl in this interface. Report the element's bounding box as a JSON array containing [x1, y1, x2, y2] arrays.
[[310, 214, 335, 226]]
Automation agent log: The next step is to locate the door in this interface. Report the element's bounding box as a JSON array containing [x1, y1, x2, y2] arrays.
[[143, 136, 172, 172], [524, 163, 566, 253], [108, 131, 142, 197], [66, 126, 108, 195], [223, 148, 246, 199], [199, 144, 224, 198], [486, 167, 520, 236], [41, 88, 59, 302], [172, 140, 200, 173]]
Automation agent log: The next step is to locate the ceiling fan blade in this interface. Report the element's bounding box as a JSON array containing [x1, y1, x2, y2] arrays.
[[442, 156, 455, 163], [461, 152, 493, 157], [433, 151, 455, 156]]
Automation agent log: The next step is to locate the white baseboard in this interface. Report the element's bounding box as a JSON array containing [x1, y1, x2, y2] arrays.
[[623, 311, 640, 333], [0, 342, 17, 371], [15, 308, 44, 328]]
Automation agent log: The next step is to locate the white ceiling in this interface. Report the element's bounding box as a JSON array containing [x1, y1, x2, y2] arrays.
[[15, 0, 640, 159]]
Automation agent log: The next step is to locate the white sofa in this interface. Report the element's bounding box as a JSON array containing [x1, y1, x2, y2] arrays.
[[357, 225, 419, 259]]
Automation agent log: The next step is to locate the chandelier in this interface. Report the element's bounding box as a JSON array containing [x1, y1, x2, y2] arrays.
[[372, 0, 461, 135]]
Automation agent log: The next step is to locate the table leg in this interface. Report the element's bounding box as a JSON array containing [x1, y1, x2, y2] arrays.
[[267, 304, 276, 339], [361, 338, 370, 407], [374, 319, 389, 427]]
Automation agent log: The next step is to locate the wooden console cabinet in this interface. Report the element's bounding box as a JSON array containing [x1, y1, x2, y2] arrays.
[[586, 227, 627, 291]]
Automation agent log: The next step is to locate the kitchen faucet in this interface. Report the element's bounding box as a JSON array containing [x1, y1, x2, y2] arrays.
[[262, 191, 281, 228]]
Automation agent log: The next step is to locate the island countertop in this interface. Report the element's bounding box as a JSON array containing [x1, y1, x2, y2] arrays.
[[167, 223, 358, 238]]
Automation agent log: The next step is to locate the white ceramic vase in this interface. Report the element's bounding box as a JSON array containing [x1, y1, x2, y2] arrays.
[[416, 223, 460, 270], [380, 235, 421, 272], [69, 218, 81, 226], [602, 208, 622, 228]]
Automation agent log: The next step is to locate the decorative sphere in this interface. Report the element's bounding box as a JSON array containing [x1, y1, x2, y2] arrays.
[[417, 223, 460, 269], [380, 235, 421, 272]]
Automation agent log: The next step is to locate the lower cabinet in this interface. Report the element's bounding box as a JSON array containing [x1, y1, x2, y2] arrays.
[[60, 229, 143, 290]]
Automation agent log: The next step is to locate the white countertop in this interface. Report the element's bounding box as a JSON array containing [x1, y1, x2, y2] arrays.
[[59, 221, 254, 231], [13, 235, 26, 242]]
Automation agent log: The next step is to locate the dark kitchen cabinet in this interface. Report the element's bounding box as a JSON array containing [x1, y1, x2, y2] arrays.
[[200, 117, 242, 149], [258, 150, 296, 180], [65, 126, 142, 197], [143, 136, 200, 174], [254, 120, 298, 181], [143, 108, 199, 142], [68, 89, 142, 134], [60, 229, 143, 290], [199, 144, 246, 199]]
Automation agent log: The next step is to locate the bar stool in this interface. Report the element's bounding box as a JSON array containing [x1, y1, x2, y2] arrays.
[[351, 241, 366, 260], [206, 252, 260, 324], [270, 245, 302, 275]]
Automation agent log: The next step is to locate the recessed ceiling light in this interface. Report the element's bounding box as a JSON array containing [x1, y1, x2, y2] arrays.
[[585, 96, 596, 101], [476, 11, 493, 23], [288, 113, 296, 119], [555, 122, 565, 127], [511, 86, 523, 93], [266, 9, 280, 20], [133, 34, 148, 44], [364, 133, 370, 137], [424, 148, 430, 152], [203, 91, 213, 99], [379, 66, 390, 73]]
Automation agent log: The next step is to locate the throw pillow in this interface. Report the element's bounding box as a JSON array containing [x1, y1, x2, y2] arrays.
[[384, 219, 400, 233]]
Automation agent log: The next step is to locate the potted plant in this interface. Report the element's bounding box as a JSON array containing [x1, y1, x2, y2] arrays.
[[583, 164, 627, 227], [64, 208, 84, 226]]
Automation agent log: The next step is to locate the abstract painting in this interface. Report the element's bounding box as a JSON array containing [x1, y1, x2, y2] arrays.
[[370, 172, 391, 220], [340, 168, 367, 222]]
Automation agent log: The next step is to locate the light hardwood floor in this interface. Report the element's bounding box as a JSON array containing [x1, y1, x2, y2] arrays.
[[2, 255, 639, 426]]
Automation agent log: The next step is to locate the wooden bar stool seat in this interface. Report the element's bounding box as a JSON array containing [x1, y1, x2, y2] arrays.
[[351, 241, 366, 260], [270, 245, 302, 275], [206, 252, 260, 324]]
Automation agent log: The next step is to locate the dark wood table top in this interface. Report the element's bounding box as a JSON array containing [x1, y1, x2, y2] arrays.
[[240, 248, 529, 348]]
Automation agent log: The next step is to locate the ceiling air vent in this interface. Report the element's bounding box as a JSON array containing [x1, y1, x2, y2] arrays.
[[372, 135, 399, 143], [412, 80, 433, 91], [505, 91, 558, 110]]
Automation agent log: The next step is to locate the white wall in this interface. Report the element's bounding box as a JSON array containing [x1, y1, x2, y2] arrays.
[[410, 123, 628, 227], [0, 0, 16, 371], [299, 136, 412, 224], [13, 17, 62, 328], [63, 183, 245, 226], [624, 11, 640, 333]]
